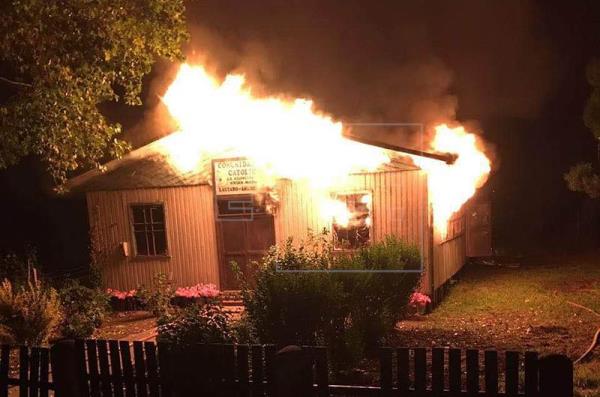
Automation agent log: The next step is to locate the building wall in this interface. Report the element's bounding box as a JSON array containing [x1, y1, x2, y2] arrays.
[[274, 170, 433, 292], [86, 185, 220, 290], [432, 212, 467, 291], [87, 169, 466, 294]]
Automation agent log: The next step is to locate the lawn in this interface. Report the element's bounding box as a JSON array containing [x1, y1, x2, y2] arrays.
[[393, 252, 600, 397]]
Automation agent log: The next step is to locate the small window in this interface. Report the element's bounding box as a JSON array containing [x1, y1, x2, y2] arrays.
[[130, 204, 168, 256], [332, 192, 372, 249]]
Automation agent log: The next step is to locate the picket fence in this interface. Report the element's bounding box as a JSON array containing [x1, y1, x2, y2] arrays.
[[0, 339, 573, 397]]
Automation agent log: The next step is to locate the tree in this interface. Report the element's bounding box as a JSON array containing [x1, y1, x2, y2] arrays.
[[565, 59, 600, 198], [0, 0, 188, 188]]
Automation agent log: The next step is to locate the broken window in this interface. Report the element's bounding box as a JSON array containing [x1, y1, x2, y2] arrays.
[[130, 204, 168, 256], [332, 192, 372, 249]]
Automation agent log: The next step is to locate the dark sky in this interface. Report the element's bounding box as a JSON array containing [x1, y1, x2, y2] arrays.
[[1, 0, 599, 271]]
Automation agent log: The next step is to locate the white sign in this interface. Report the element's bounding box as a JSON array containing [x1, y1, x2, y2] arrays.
[[213, 158, 258, 195]]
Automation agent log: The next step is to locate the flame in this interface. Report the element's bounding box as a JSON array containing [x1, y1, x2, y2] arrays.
[[320, 198, 352, 228], [159, 63, 491, 236], [412, 124, 491, 236], [160, 64, 388, 189]]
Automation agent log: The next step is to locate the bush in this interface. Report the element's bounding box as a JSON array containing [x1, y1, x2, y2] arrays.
[[156, 303, 234, 346], [335, 236, 421, 355], [137, 272, 174, 317], [0, 279, 61, 345], [242, 236, 346, 347], [59, 281, 108, 339], [241, 235, 421, 368], [0, 251, 35, 287]]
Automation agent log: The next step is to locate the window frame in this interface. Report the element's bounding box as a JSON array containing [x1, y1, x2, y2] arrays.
[[330, 190, 373, 250], [128, 202, 170, 259]]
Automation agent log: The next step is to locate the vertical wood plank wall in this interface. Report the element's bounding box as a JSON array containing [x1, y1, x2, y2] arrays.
[[432, 216, 467, 291], [86, 169, 466, 294], [87, 185, 220, 290], [274, 170, 434, 292]]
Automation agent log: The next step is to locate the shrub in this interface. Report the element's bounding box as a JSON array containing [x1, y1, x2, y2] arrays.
[[0, 252, 34, 287], [335, 236, 421, 354], [242, 237, 346, 347], [0, 279, 61, 345], [156, 303, 234, 346], [137, 272, 174, 317], [59, 281, 108, 339], [241, 234, 421, 368]]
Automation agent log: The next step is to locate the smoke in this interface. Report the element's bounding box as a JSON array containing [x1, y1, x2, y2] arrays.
[[129, 0, 556, 150]]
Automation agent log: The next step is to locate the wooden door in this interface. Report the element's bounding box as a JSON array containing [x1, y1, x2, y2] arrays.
[[216, 196, 275, 290]]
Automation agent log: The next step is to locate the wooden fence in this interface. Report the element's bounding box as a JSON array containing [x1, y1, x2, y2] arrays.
[[0, 345, 54, 397], [0, 340, 573, 397]]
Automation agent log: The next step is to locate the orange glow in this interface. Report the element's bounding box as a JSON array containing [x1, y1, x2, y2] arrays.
[[412, 124, 491, 236], [159, 64, 491, 234], [159, 64, 389, 189]]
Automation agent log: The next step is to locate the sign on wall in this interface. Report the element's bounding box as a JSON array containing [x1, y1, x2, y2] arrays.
[[213, 158, 258, 195]]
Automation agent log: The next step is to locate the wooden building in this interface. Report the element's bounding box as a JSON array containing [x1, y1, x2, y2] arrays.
[[68, 137, 491, 300]]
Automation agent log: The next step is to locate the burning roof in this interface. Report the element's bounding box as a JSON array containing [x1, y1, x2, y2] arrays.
[[69, 63, 491, 236]]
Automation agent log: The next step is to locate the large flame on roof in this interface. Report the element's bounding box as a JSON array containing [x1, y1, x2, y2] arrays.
[[159, 63, 491, 236]]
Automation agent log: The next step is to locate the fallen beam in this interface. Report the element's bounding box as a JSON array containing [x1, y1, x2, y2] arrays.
[[345, 134, 458, 164]]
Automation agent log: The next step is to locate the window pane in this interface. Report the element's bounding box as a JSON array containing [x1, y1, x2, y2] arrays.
[[150, 206, 164, 223], [154, 230, 167, 255], [132, 206, 146, 224], [134, 231, 149, 255]]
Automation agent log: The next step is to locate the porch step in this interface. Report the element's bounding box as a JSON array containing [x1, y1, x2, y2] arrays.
[[220, 290, 243, 306]]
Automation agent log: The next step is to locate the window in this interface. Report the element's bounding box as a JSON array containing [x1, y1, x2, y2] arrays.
[[130, 204, 167, 256], [332, 192, 372, 249]]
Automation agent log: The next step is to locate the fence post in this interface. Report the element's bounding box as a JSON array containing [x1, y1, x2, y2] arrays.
[[273, 345, 313, 397], [538, 354, 573, 397], [50, 339, 82, 397]]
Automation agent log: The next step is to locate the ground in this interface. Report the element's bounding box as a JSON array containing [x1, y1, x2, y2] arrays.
[[393, 252, 600, 397], [94, 252, 600, 396]]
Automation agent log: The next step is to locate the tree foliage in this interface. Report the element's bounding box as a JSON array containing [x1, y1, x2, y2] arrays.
[[0, 0, 188, 187], [564, 162, 600, 199], [566, 59, 600, 198]]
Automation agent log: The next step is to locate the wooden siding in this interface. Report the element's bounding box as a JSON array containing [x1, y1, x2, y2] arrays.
[[274, 170, 433, 290], [86, 168, 467, 294], [432, 213, 467, 291], [87, 185, 220, 290]]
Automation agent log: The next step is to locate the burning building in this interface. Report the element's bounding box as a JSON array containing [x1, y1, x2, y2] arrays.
[[67, 64, 492, 301]]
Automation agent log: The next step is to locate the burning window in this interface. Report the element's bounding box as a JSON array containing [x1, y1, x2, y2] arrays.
[[130, 204, 167, 256], [332, 192, 372, 249]]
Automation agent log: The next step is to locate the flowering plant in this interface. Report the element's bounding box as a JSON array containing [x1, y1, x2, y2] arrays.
[[106, 288, 137, 300], [408, 292, 431, 308], [174, 283, 220, 299]]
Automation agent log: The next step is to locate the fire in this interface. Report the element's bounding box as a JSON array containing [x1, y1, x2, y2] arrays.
[[159, 64, 388, 189], [412, 124, 491, 236], [159, 63, 491, 236]]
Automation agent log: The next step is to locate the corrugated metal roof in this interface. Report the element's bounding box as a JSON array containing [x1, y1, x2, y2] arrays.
[[67, 135, 420, 193]]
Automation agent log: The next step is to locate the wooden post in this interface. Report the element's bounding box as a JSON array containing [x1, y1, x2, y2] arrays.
[[50, 339, 82, 397], [273, 346, 312, 397], [538, 354, 573, 397]]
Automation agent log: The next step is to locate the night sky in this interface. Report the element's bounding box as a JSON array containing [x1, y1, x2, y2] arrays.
[[1, 0, 599, 272]]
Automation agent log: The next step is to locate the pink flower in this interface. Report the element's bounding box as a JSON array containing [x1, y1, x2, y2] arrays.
[[175, 283, 220, 298], [107, 288, 137, 300], [409, 292, 431, 308]]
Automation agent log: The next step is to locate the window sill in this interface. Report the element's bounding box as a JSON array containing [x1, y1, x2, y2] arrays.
[[129, 255, 171, 262]]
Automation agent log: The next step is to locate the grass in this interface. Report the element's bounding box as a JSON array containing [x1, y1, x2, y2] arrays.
[[393, 252, 600, 397]]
